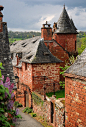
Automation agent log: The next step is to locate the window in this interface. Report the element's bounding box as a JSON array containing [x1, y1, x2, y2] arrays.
[[25, 63, 27, 70]]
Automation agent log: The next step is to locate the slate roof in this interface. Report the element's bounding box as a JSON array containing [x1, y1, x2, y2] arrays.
[[65, 48, 86, 78], [10, 36, 62, 65], [55, 5, 77, 34], [0, 22, 15, 85]]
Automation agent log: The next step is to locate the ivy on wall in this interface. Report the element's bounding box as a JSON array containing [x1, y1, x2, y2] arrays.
[[32, 92, 44, 106]]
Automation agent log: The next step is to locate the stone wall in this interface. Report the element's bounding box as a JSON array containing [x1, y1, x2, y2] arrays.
[[53, 33, 76, 53], [33, 92, 65, 127], [65, 77, 86, 127], [32, 63, 60, 94], [13, 62, 60, 107], [44, 41, 69, 67]]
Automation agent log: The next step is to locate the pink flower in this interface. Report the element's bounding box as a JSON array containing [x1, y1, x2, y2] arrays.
[[7, 100, 14, 110], [11, 93, 14, 99], [6, 77, 10, 83], [9, 83, 14, 94], [15, 108, 19, 115], [5, 92, 8, 98]]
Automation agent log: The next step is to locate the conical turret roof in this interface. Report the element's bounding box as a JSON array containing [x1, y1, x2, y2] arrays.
[[55, 5, 78, 34]]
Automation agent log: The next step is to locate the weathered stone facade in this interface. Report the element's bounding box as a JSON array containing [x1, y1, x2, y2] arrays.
[[33, 92, 65, 127], [14, 62, 61, 107]]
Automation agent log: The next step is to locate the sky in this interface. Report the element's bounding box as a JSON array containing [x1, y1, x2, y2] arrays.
[[1, 0, 86, 32]]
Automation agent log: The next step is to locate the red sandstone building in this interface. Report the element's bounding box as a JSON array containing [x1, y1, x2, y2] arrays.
[[10, 5, 78, 107], [64, 49, 86, 127]]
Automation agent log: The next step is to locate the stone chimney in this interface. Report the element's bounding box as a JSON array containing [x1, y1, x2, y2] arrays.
[[41, 21, 52, 41], [0, 5, 4, 32]]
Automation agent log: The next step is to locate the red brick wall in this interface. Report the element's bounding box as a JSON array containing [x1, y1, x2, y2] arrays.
[[41, 28, 52, 40], [32, 63, 60, 94], [53, 33, 77, 52], [65, 77, 86, 127], [44, 41, 69, 65], [13, 62, 60, 107], [13, 62, 33, 107], [0, 17, 3, 32]]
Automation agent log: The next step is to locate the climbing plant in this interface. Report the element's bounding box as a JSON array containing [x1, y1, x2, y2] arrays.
[[32, 92, 44, 106], [59, 55, 77, 88]]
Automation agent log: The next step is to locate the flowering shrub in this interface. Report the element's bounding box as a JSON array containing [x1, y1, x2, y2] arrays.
[[0, 62, 22, 127]]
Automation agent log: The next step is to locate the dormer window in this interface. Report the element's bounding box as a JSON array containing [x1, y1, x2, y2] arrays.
[[18, 52, 22, 58]]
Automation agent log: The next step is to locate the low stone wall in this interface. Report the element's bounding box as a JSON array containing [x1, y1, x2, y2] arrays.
[[33, 92, 65, 127]]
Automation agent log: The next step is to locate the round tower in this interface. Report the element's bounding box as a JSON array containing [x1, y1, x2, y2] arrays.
[[53, 5, 78, 54]]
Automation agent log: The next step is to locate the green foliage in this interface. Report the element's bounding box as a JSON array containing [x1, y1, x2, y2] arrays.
[[77, 32, 86, 54], [0, 62, 4, 69], [32, 113, 37, 117], [8, 31, 41, 44], [59, 55, 77, 88], [14, 101, 23, 107], [32, 92, 44, 106], [59, 65, 70, 88], [59, 67, 68, 88], [23, 107, 33, 114], [78, 40, 86, 54], [0, 63, 22, 127], [46, 89, 65, 99]]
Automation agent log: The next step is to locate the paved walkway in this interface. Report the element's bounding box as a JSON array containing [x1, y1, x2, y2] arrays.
[[15, 108, 44, 127]]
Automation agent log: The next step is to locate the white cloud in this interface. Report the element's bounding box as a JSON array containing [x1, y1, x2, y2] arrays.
[[68, 7, 86, 30], [1, 0, 86, 31]]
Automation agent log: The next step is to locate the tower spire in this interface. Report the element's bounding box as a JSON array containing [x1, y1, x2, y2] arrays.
[[63, 4, 65, 9]]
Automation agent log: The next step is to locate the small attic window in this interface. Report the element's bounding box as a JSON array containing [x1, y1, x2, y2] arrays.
[[27, 55, 33, 59], [18, 52, 22, 58], [22, 44, 27, 47], [32, 40, 37, 43], [22, 42, 26, 45], [44, 52, 50, 55], [13, 42, 17, 46], [27, 51, 31, 54]]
